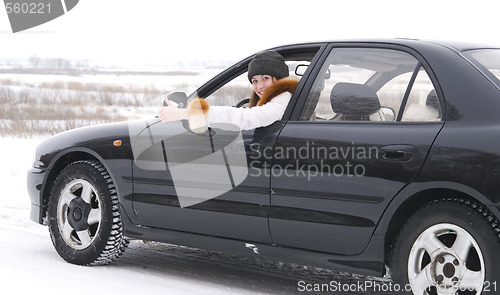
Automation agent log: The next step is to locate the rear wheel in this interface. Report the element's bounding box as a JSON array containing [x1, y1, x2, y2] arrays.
[[390, 199, 500, 294], [47, 160, 128, 265]]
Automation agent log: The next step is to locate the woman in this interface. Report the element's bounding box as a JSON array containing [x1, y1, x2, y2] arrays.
[[158, 50, 299, 132]]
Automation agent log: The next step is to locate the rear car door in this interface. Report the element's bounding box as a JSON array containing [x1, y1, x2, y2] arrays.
[[268, 45, 444, 254]]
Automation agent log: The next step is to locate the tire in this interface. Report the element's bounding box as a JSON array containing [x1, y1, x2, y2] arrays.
[[47, 160, 128, 265], [390, 199, 500, 295]]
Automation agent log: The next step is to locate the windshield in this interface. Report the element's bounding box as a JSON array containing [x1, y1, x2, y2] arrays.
[[463, 49, 500, 89]]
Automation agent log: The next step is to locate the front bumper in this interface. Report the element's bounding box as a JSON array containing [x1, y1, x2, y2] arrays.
[[27, 167, 47, 225]]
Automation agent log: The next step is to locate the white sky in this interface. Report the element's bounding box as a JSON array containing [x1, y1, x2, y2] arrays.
[[1, 0, 499, 64]]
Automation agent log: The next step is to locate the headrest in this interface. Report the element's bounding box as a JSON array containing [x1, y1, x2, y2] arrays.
[[331, 82, 381, 116], [426, 89, 440, 110]]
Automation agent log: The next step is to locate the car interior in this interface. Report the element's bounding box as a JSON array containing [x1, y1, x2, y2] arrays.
[[300, 48, 442, 122]]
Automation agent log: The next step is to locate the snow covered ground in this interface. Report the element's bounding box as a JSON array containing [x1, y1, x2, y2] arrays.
[[0, 137, 393, 295]]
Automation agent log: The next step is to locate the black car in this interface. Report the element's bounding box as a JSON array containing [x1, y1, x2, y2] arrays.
[[28, 39, 500, 294]]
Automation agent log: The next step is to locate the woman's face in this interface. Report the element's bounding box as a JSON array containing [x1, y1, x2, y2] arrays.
[[251, 75, 275, 98]]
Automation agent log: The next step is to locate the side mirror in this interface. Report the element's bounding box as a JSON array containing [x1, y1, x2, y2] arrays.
[[164, 91, 188, 108]]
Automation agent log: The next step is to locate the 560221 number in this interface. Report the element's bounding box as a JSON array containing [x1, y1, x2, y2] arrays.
[[5, 2, 51, 14]]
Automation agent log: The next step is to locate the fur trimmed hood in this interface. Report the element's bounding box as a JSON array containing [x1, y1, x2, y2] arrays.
[[249, 77, 300, 107]]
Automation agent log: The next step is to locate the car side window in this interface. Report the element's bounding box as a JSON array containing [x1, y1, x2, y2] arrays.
[[300, 48, 442, 122], [205, 60, 305, 108], [205, 72, 253, 107], [400, 69, 441, 121]]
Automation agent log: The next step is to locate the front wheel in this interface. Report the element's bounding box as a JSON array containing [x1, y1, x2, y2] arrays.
[[47, 160, 128, 265], [390, 199, 500, 295]]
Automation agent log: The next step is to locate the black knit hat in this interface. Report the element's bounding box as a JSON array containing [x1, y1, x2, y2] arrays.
[[247, 50, 289, 82]]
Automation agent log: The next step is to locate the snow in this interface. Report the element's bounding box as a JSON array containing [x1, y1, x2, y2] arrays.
[[0, 137, 390, 295]]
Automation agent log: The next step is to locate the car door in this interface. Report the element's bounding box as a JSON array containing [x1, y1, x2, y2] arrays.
[[129, 46, 322, 243], [268, 45, 444, 255], [130, 118, 278, 243]]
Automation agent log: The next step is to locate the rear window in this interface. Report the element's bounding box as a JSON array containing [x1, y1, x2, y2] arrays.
[[463, 49, 500, 88]]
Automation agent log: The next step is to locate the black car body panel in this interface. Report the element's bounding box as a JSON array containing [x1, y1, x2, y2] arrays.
[[28, 39, 500, 277]]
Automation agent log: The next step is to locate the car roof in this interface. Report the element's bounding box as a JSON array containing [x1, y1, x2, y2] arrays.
[[400, 38, 500, 51], [275, 38, 500, 53]]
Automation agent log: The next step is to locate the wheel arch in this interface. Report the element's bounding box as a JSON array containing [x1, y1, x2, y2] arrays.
[[40, 148, 111, 223], [379, 184, 496, 263]]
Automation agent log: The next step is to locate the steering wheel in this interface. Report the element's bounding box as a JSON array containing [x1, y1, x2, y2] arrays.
[[235, 98, 250, 108]]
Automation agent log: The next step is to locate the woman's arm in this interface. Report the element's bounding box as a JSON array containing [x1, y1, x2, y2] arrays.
[[158, 91, 291, 131], [207, 92, 291, 130]]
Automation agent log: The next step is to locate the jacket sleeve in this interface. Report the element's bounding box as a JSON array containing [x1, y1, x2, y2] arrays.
[[205, 92, 291, 130]]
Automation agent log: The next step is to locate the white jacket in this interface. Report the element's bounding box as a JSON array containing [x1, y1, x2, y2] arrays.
[[207, 92, 291, 130]]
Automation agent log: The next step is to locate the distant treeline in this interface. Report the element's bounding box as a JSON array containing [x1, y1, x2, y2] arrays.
[[27, 54, 87, 70], [0, 55, 201, 76], [0, 67, 203, 77]]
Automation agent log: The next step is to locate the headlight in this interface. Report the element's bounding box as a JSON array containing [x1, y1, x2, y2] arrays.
[[32, 149, 44, 169]]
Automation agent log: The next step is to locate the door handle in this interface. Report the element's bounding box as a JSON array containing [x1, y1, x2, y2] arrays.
[[380, 145, 415, 161]]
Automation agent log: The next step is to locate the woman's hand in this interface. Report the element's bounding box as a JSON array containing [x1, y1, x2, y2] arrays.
[[158, 96, 190, 122]]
